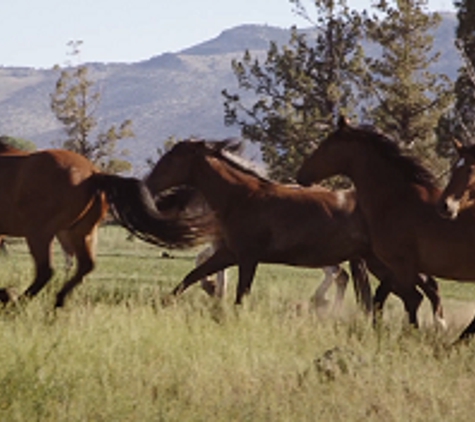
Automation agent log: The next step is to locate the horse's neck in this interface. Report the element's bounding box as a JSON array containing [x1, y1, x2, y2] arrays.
[[349, 149, 417, 216], [191, 157, 253, 212]]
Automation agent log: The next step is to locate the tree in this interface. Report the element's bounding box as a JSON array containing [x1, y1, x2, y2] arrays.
[[0, 135, 36, 151], [50, 41, 134, 174], [363, 0, 453, 157], [223, 0, 365, 182], [436, 0, 475, 158]]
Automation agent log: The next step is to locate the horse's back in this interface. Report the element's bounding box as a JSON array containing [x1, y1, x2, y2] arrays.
[[227, 185, 368, 266], [267, 184, 358, 216], [0, 150, 101, 236]]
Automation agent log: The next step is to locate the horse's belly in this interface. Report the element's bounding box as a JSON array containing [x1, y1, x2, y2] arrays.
[[419, 241, 475, 281], [261, 240, 363, 268]]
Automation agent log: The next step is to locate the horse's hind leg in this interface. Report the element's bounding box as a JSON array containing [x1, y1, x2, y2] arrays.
[[23, 235, 54, 298], [349, 259, 373, 314], [56, 232, 75, 275], [332, 267, 349, 314], [311, 266, 338, 308], [55, 225, 98, 307], [311, 266, 349, 313]]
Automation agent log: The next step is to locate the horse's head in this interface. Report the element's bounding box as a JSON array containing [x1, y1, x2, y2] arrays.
[[297, 116, 354, 186], [145, 140, 206, 196], [437, 139, 475, 219], [145, 138, 244, 197]]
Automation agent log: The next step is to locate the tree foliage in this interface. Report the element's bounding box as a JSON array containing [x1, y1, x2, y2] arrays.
[[0, 135, 36, 152], [223, 0, 365, 182], [50, 42, 134, 174], [223, 0, 453, 180], [363, 0, 453, 154], [436, 0, 475, 158]]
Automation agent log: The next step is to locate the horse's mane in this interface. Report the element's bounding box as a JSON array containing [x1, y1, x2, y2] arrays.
[[350, 126, 437, 189], [203, 139, 272, 185]]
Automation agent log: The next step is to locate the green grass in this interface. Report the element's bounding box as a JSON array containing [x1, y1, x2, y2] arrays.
[[1, 225, 475, 421]]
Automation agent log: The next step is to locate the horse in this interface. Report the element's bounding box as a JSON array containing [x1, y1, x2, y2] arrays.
[[0, 140, 206, 308], [155, 185, 352, 309], [437, 139, 475, 220], [296, 117, 475, 338], [144, 139, 444, 325], [0, 140, 74, 268]]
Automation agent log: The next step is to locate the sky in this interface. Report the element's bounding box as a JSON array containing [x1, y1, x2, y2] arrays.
[[1, 0, 455, 69]]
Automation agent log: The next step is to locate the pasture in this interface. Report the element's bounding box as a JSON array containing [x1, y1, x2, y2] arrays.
[[1, 225, 475, 421]]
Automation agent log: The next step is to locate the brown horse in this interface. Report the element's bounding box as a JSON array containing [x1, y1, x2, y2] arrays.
[[145, 139, 444, 324], [437, 139, 475, 220], [0, 140, 204, 307], [156, 186, 357, 311], [0, 139, 74, 267], [296, 117, 475, 338]]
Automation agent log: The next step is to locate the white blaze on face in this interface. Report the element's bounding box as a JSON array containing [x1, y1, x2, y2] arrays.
[[445, 195, 461, 218], [334, 190, 347, 208]]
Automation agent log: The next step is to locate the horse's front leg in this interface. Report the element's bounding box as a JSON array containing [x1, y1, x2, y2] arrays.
[[415, 274, 446, 330], [171, 248, 235, 298], [23, 235, 54, 299], [235, 260, 258, 305], [392, 276, 423, 328]]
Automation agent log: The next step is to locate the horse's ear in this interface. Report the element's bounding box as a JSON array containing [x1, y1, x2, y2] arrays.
[[337, 115, 351, 130]]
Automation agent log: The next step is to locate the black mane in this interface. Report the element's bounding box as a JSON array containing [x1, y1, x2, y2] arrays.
[[352, 126, 437, 189], [204, 140, 273, 185]]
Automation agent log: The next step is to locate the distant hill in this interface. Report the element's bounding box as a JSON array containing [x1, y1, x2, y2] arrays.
[[0, 14, 460, 173]]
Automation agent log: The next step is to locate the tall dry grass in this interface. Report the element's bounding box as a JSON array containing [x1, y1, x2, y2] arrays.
[[0, 226, 475, 421]]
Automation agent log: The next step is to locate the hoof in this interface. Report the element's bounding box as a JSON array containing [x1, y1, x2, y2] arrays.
[[0, 287, 18, 305], [200, 279, 217, 297], [311, 296, 330, 309], [161, 294, 177, 308]]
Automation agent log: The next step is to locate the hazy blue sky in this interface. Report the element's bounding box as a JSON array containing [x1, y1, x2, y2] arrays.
[[1, 0, 455, 69]]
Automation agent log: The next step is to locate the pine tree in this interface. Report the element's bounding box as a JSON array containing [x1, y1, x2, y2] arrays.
[[222, 0, 365, 182], [436, 0, 475, 158], [50, 41, 134, 174], [363, 0, 453, 155]]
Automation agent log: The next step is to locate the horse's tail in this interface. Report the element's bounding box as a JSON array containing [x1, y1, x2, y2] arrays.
[[349, 258, 373, 315], [91, 173, 214, 249]]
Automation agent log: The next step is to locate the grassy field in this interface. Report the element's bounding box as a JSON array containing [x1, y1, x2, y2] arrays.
[[1, 225, 475, 421]]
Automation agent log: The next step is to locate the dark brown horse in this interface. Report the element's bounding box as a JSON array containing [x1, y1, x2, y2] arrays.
[[145, 139, 444, 325], [296, 117, 475, 338], [156, 186, 359, 310], [0, 140, 203, 307], [437, 139, 475, 220]]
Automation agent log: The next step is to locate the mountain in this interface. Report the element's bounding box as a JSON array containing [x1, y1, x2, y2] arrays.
[[0, 14, 460, 173]]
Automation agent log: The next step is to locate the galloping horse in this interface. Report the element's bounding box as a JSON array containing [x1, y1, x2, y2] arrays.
[[297, 117, 475, 338], [145, 139, 443, 324], [156, 186, 353, 310], [437, 139, 475, 220], [0, 140, 73, 267], [0, 140, 203, 307]]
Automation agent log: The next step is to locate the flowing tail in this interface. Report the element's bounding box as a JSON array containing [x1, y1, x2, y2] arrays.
[[92, 173, 214, 249], [349, 258, 373, 314]]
